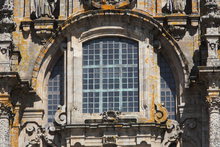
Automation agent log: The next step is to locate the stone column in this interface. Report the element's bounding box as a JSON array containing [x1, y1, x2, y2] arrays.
[[0, 100, 13, 147], [208, 97, 220, 147]]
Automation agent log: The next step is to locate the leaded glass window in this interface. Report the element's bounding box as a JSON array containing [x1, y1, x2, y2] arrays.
[[159, 55, 176, 119], [48, 56, 64, 123], [83, 37, 139, 113]]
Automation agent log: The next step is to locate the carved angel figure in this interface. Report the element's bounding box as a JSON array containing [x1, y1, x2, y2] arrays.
[[30, 0, 58, 19], [166, 0, 185, 13]]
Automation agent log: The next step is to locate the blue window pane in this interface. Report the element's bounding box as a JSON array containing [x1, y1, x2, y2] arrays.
[[83, 37, 139, 113], [47, 56, 64, 123], [159, 55, 176, 119]]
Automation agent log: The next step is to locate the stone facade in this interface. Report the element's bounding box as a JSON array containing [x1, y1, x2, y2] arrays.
[[0, 0, 219, 146]]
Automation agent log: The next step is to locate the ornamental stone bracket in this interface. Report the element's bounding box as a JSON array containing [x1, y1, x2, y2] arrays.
[[20, 19, 64, 44], [155, 15, 199, 41]]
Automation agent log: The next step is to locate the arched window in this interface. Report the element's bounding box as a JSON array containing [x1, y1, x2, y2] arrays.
[[159, 55, 176, 119], [47, 56, 64, 123], [82, 37, 139, 113]]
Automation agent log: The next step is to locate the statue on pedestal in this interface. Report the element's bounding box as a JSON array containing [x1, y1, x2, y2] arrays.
[[166, 0, 185, 13], [30, 0, 58, 19]]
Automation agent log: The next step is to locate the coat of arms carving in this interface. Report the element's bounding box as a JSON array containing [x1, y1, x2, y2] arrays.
[[84, 0, 136, 9]]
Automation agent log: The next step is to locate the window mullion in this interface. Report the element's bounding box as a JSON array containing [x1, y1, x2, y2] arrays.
[[119, 41, 123, 112], [100, 41, 103, 112]]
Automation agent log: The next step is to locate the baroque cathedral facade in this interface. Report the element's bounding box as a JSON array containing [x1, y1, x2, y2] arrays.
[[0, 0, 219, 146]]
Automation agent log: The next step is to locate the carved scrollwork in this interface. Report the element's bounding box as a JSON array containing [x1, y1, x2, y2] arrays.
[[162, 120, 183, 147], [54, 105, 67, 126], [100, 110, 121, 122], [154, 104, 168, 124], [24, 122, 57, 147]]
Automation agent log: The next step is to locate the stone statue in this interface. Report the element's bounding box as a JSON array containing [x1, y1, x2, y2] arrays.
[[30, 0, 58, 19], [162, 120, 183, 147], [166, 0, 185, 13]]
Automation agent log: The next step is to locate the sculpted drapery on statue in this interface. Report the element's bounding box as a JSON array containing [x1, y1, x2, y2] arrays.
[[166, 0, 185, 13], [30, 0, 58, 19]]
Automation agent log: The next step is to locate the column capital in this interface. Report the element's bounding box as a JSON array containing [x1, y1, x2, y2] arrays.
[[0, 102, 13, 119], [207, 97, 220, 112]]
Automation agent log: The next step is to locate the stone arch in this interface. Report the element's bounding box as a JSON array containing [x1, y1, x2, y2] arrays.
[[31, 9, 189, 103]]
